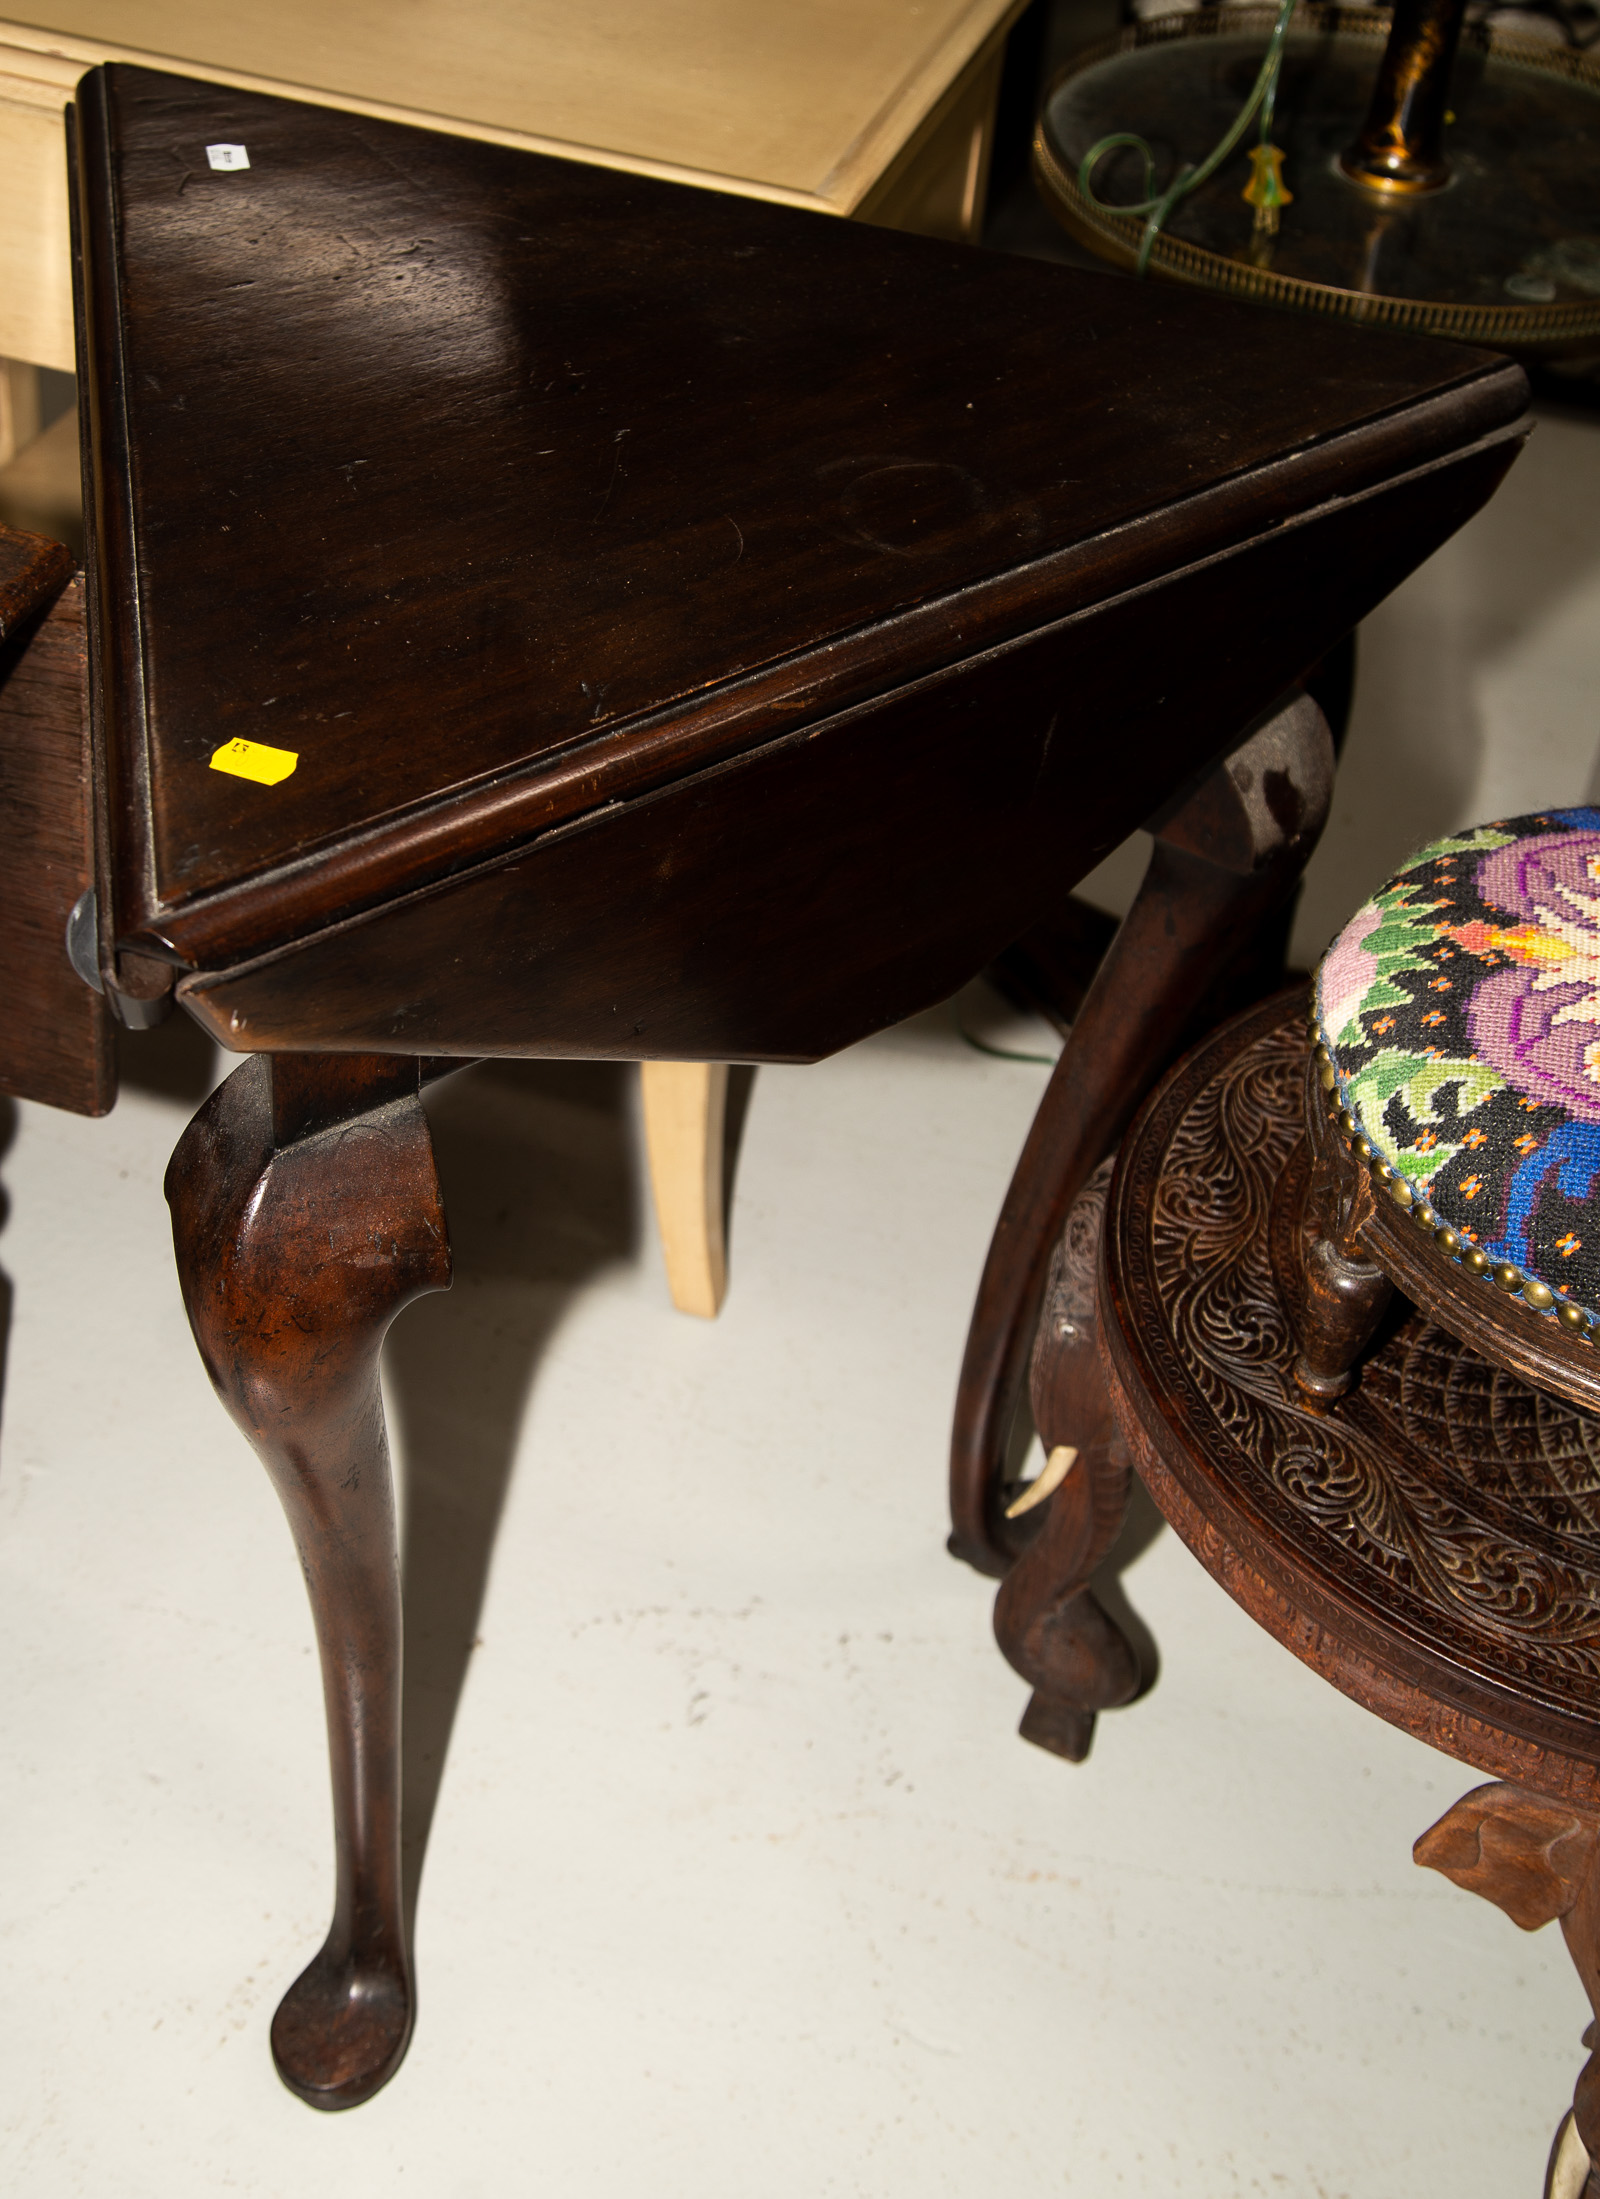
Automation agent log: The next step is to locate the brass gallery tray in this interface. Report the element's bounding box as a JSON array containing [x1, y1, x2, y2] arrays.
[[1035, 5, 1600, 354]]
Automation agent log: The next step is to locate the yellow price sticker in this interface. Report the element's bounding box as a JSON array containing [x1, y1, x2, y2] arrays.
[[209, 736, 299, 786]]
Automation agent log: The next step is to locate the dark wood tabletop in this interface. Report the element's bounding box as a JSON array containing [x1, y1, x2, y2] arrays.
[[71, 63, 1527, 1062]]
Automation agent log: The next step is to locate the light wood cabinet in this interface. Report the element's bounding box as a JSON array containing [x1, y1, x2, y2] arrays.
[[0, 1, 1025, 369]]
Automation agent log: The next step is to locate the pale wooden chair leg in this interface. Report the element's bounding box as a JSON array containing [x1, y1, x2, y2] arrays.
[[640, 1060, 729, 1318], [0, 360, 43, 468]]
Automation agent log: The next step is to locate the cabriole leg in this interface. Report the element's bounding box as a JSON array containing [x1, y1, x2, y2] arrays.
[[166, 1051, 451, 2110]]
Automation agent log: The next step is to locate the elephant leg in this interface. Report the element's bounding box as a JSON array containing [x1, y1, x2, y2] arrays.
[[995, 1158, 1139, 1760], [951, 689, 1336, 1576]]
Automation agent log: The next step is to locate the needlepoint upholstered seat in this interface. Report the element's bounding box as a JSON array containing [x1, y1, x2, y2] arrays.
[[1310, 811, 1600, 1358]]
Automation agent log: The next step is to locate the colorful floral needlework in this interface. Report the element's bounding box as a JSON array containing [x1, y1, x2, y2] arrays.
[[1314, 809, 1600, 1327]]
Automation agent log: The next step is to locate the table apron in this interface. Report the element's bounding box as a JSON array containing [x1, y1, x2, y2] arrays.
[[174, 433, 1516, 1062]]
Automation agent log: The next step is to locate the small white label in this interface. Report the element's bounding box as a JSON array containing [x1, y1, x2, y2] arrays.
[[206, 143, 250, 171]]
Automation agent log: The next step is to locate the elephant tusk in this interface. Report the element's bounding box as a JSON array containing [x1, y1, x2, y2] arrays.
[[1005, 1444, 1078, 1519]]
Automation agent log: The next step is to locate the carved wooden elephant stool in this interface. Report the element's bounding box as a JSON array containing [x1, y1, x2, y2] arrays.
[[1009, 809, 1600, 2197]]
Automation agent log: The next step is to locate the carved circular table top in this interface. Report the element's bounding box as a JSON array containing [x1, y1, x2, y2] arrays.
[[1101, 990, 1600, 1807]]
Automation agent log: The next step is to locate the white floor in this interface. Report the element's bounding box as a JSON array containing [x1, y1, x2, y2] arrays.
[[2, 402, 1600, 2195]]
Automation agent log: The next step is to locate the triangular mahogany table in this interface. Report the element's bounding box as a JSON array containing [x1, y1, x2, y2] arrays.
[[55, 60, 1528, 2106]]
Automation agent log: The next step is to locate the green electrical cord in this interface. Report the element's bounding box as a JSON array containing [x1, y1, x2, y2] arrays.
[[1077, 0, 1299, 275]]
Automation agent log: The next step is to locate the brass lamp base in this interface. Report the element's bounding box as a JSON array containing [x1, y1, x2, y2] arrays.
[[1035, 6, 1600, 356]]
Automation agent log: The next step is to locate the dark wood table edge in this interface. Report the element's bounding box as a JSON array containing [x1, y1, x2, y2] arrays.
[[0, 521, 74, 643], [115, 411, 1527, 990], [68, 58, 1528, 970]]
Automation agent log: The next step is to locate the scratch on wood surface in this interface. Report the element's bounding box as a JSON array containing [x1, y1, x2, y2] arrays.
[[594, 427, 631, 522]]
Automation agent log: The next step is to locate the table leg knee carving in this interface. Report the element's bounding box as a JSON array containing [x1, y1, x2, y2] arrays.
[[1417, 1781, 1600, 2191], [166, 1053, 451, 2109]]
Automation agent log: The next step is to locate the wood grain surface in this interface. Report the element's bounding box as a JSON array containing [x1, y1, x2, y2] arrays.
[[0, 512, 70, 638], [170, 428, 1521, 1061], [73, 64, 1527, 1009]]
